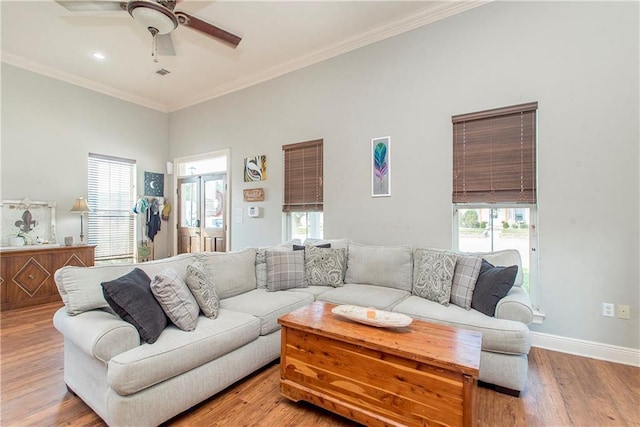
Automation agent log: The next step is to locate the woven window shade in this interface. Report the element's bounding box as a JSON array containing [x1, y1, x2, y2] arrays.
[[452, 102, 537, 204], [282, 139, 323, 212]]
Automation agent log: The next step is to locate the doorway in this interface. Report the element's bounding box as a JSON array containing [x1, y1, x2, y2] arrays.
[[177, 173, 226, 254]]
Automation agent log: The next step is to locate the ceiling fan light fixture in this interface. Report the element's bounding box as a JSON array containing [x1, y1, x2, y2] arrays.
[[127, 1, 178, 35]]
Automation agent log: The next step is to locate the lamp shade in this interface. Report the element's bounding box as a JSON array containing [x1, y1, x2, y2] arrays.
[[70, 197, 90, 213]]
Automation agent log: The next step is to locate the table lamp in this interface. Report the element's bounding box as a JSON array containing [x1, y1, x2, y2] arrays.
[[70, 197, 91, 244]]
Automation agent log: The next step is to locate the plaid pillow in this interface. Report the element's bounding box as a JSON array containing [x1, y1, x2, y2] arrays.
[[266, 250, 306, 291], [450, 255, 482, 310]]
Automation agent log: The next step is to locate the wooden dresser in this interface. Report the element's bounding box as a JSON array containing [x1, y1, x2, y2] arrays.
[[0, 245, 95, 310]]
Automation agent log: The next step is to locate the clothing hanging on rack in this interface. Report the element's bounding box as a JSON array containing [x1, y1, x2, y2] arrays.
[[147, 198, 162, 242]]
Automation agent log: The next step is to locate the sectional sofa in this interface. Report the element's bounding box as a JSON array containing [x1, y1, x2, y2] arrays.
[[53, 239, 533, 426]]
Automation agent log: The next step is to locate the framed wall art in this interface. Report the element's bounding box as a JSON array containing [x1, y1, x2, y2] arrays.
[[244, 155, 267, 182], [371, 136, 390, 197], [144, 171, 164, 197]]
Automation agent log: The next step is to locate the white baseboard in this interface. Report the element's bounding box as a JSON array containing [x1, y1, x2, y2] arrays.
[[531, 332, 640, 367]]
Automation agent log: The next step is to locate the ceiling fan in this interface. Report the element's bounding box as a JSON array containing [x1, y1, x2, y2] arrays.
[[56, 0, 241, 60]]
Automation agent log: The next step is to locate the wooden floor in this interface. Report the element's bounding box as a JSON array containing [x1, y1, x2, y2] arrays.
[[1, 303, 639, 427]]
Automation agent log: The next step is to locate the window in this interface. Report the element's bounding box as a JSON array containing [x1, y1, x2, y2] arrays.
[[88, 153, 136, 264], [452, 103, 538, 304], [454, 206, 537, 293], [282, 139, 323, 241]]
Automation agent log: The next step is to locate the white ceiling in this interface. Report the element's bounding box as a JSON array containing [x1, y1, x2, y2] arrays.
[[1, 1, 486, 112]]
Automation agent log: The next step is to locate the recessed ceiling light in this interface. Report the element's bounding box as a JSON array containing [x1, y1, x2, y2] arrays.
[[91, 52, 107, 61]]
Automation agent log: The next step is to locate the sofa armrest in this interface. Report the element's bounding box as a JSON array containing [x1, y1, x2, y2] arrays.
[[494, 287, 534, 325], [53, 307, 140, 364]]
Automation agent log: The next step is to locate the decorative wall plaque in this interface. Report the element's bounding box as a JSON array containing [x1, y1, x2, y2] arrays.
[[243, 188, 265, 202]]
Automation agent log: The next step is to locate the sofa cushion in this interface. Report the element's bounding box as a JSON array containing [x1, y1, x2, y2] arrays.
[[185, 261, 220, 319], [412, 249, 456, 306], [266, 250, 306, 291], [345, 243, 413, 291], [220, 289, 314, 335], [55, 253, 197, 315], [101, 268, 167, 344], [392, 296, 530, 355], [151, 268, 200, 331], [198, 249, 257, 299], [471, 260, 518, 316], [107, 309, 260, 396], [450, 255, 482, 310], [287, 285, 334, 298], [316, 283, 410, 311], [304, 246, 346, 287]]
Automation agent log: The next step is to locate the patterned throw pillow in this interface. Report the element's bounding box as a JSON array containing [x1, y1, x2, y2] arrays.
[[185, 261, 220, 319], [151, 268, 200, 331], [413, 250, 456, 306], [304, 246, 346, 287], [450, 255, 482, 310], [266, 250, 306, 291]]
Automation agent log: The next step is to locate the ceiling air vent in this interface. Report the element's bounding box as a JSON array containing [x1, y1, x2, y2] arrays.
[[155, 68, 171, 76]]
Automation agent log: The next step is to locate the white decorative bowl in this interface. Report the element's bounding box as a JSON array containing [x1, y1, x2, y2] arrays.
[[331, 305, 413, 328]]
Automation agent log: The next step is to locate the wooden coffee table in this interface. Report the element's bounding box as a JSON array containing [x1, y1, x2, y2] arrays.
[[278, 301, 482, 427]]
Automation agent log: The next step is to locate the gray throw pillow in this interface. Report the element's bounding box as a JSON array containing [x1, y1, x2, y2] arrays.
[[256, 246, 291, 289], [266, 250, 306, 291], [185, 261, 220, 319], [471, 259, 518, 316], [304, 246, 346, 287], [101, 268, 167, 344], [450, 255, 482, 310], [413, 250, 456, 306], [151, 268, 199, 331]]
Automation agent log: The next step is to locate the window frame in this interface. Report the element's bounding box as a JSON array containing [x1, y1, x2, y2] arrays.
[[453, 203, 540, 316], [282, 139, 324, 242], [87, 153, 137, 264], [451, 102, 543, 322]]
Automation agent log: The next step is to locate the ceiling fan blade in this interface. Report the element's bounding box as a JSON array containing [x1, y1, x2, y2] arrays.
[[55, 1, 127, 12], [157, 33, 176, 56], [175, 11, 241, 48]]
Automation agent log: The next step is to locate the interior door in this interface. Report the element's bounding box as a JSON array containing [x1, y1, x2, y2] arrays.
[[202, 174, 226, 252], [177, 174, 226, 254]]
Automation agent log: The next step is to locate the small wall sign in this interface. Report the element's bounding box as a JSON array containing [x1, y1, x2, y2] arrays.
[[243, 188, 265, 202]]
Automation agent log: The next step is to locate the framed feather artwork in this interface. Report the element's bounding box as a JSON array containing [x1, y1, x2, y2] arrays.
[[371, 136, 390, 197], [244, 155, 267, 182]]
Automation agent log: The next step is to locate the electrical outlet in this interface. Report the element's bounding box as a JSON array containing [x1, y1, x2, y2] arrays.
[[617, 304, 630, 319], [602, 302, 615, 317]]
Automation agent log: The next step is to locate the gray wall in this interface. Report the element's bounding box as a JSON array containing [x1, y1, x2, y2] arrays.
[[1, 64, 171, 258], [169, 1, 639, 349]]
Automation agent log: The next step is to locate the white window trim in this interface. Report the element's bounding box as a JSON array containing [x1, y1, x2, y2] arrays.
[[453, 203, 542, 320], [282, 211, 323, 243]]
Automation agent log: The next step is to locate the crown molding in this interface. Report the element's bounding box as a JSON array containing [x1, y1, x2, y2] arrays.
[[169, 1, 491, 112], [1, 53, 169, 113], [3, 1, 491, 114]]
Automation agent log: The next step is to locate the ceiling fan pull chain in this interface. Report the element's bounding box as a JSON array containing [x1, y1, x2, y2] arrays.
[[149, 27, 159, 63]]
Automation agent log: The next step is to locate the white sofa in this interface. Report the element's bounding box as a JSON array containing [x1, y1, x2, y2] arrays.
[[53, 240, 532, 426]]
